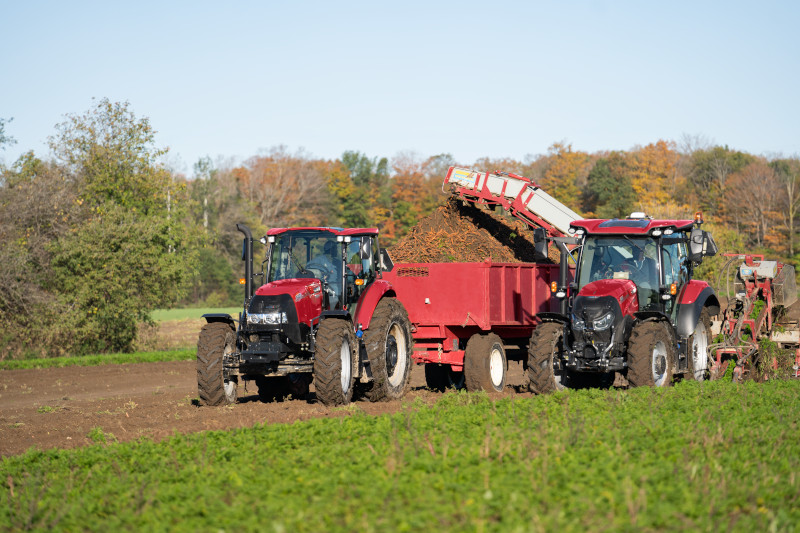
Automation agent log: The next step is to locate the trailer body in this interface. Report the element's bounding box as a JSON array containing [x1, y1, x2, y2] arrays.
[[382, 260, 561, 372]]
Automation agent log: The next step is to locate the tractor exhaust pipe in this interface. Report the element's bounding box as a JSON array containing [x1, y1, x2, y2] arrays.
[[236, 223, 253, 304]]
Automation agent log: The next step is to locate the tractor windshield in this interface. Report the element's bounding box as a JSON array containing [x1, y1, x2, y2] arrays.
[[268, 231, 343, 287], [578, 236, 660, 308]]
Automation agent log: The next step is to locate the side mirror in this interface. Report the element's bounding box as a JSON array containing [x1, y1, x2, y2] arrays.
[[688, 228, 704, 262], [359, 238, 373, 261], [379, 248, 394, 272], [689, 229, 717, 262], [533, 228, 548, 259], [703, 232, 718, 257]]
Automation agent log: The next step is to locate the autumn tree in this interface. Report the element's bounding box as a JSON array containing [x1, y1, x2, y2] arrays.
[[723, 160, 780, 248], [538, 142, 591, 212], [686, 146, 755, 216], [771, 158, 800, 256]]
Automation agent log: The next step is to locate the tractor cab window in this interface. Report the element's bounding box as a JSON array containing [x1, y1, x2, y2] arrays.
[[578, 236, 660, 310], [268, 232, 341, 283]]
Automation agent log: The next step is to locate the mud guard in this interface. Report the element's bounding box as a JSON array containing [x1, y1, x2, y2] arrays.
[[202, 313, 236, 328], [535, 312, 568, 325], [352, 280, 396, 331], [675, 282, 720, 338]]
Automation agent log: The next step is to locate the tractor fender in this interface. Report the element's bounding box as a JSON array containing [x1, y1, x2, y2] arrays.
[[675, 283, 720, 338], [202, 313, 236, 328], [535, 312, 568, 325], [353, 280, 396, 331]]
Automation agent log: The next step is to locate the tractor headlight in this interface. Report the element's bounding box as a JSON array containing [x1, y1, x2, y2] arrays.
[[572, 315, 585, 330], [249, 311, 287, 325], [592, 312, 614, 331]]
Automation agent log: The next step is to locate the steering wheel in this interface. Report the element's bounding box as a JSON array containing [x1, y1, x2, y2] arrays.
[[296, 269, 315, 278]]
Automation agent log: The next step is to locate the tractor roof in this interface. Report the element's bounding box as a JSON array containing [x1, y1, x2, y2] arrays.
[[570, 218, 695, 235], [266, 227, 379, 237]]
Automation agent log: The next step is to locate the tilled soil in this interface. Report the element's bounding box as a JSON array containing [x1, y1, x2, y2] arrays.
[[0, 359, 529, 457]]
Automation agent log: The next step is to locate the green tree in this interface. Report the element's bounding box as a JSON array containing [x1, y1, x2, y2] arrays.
[[0, 98, 198, 355], [585, 153, 636, 218], [0, 117, 15, 152]]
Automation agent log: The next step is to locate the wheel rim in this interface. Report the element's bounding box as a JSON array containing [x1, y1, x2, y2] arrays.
[[340, 337, 352, 394], [386, 322, 407, 388], [651, 340, 668, 386], [692, 320, 709, 380], [489, 345, 504, 388], [223, 340, 236, 401], [551, 334, 566, 390]]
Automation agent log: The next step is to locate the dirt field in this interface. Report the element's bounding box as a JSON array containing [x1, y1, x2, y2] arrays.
[[0, 358, 529, 457]]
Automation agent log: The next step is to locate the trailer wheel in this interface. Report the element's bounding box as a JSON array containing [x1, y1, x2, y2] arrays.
[[527, 322, 568, 394], [197, 322, 238, 406], [687, 309, 712, 381], [465, 334, 507, 392], [424, 364, 465, 392], [627, 321, 675, 387], [314, 319, 358, 406], [363, 299, 414, 402]]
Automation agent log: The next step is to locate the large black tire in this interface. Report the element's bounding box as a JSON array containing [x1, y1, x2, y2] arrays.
[[424, 364, 465, 392], [313, 319, 358, 406], [527, 322, 569, 394], [464, 333, 507, 392], [686, 309, 712, 381], [197, 322, 238, 406], [362, 299, 414, 402], [627, 321, 675, 387]]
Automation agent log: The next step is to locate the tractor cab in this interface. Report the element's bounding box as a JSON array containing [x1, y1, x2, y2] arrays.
[[263, 228, 378, 313]]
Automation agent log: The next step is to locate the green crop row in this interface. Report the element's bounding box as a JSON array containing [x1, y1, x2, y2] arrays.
[[2, 379, 799, 531], [0, 349, 195, 371]]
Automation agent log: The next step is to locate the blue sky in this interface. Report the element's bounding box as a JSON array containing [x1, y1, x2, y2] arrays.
[[1, 1, 798, 174]]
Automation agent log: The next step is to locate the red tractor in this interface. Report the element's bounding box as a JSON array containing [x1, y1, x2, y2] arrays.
[[196, 224, 413, 406], [528, 213, 721, 392]]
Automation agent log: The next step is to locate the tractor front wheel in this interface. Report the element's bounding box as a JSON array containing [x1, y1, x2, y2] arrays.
[[313, 319, 358, 406], [527, 322, 569, 394], [627, 321, 675, 387], [464, 333, 507, 392], [363, 299, 414, 402], [197, 322, 238, 406]]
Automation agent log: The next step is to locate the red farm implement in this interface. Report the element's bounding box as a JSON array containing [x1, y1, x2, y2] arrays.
[[712, 254, 800, 381]]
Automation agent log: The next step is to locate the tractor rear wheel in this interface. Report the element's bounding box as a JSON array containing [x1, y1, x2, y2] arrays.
[[363, 299, 414, 402], [687, 309, 712, 381], [527, 322, 569, 394], [465, 333, 507, 392], [627, 321, 675, 387], [424, 364, 465, 391], [313, 319, 358, 406], [197, 322, 238, 406]]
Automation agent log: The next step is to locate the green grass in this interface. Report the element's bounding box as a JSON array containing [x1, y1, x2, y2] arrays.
[[150, 307, 240, 322], [2, 379, 798, 531], [0, 349, 194, 371]]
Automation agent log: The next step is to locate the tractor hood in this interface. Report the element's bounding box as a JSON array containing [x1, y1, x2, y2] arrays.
[[247, 278, 324, 342], [578, 279, 639, 316]]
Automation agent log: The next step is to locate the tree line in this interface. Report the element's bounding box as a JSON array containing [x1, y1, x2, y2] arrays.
[[1, 101, 798, 358]]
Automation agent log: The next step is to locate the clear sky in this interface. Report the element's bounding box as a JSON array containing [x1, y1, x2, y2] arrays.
[[1, 1, 798, 174]]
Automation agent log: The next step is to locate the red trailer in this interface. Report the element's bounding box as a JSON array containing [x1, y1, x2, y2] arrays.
[[382, 259, 562, 392]]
